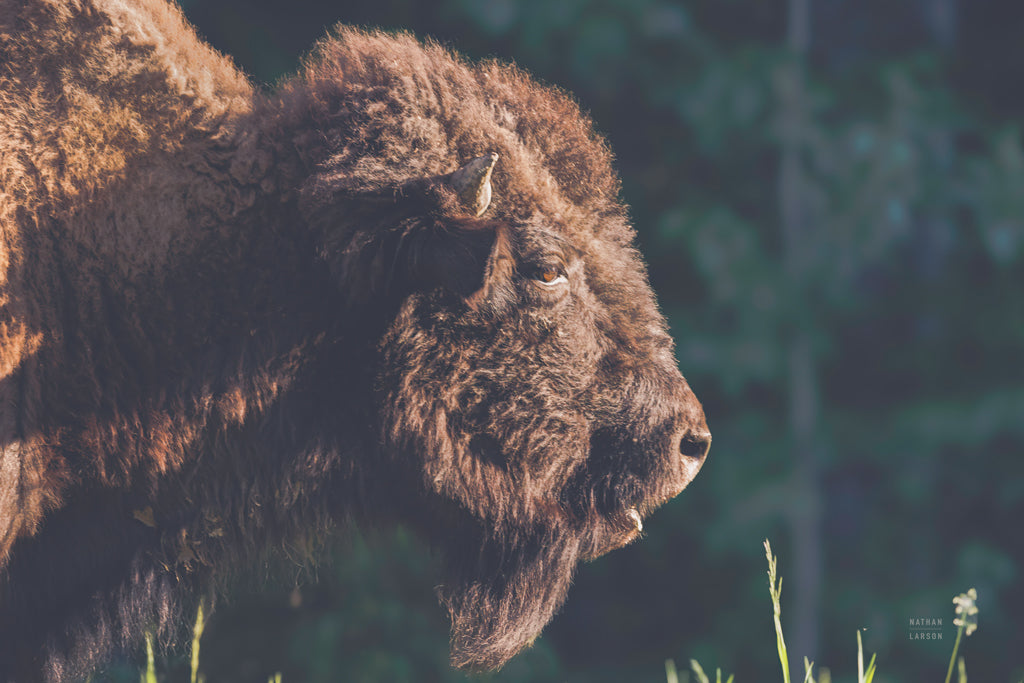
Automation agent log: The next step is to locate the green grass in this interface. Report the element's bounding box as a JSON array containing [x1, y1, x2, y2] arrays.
[[190, 599, 207, 683], [671, 540, 978, 683], [140, 633, 157, 683], [665, 657, 734, 683], [138, 600, 281, 683], [765, 540, 790, 683], [137, 538, 981, 683]]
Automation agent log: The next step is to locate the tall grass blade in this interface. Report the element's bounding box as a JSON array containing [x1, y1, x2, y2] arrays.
[[690, 659, 711, 683], [140, 633, 157, 683], [191, 600, 207, 683], [666, 658, 679, 683], [863, 653, 877, 683], [764, 539, 791, 683], [857, 630, 864, 682], [945, 625, 964, 683]]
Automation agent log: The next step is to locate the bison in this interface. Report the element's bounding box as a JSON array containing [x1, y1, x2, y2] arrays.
[[0, 0, 710, 680]]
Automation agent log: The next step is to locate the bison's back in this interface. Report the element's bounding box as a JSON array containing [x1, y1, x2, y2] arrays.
[[0, 0, 252, 210], [0, 0, 256, 321], [0, 0, 260, 566]]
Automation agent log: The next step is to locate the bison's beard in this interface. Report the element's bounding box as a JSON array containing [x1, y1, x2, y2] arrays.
[[438, 521, 582, 671]]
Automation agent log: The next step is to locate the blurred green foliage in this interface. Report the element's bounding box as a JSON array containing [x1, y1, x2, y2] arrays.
[[107, 1, 1024, 681]]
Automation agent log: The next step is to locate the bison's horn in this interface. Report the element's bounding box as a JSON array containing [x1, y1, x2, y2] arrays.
[[450, 152, 498, 216]]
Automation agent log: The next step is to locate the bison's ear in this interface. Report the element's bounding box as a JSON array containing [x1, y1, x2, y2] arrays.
[[301, 154, 508, 307], [309, 211, 506, 307], [407, 154, 507, 299], [405, 219, 504, 300]]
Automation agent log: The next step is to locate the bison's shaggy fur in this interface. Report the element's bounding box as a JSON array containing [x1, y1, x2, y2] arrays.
[[0, 1, 710, 680]]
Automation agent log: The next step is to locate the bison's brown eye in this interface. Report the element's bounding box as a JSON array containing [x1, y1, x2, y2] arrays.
[[531, 265, 567, 286]]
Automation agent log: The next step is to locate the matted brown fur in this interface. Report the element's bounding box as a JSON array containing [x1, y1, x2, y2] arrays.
[[0, 1, 710, 680]]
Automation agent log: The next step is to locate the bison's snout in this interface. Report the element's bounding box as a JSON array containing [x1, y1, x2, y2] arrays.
[[677, 373, 710, 449], [678, 428, 711, 460], [674, 426, 710, 491]]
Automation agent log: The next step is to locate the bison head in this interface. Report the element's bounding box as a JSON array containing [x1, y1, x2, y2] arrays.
[[295, 30, 710, 670]]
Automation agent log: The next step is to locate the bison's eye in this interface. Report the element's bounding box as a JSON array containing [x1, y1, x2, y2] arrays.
[[531, 265, 568, 287]]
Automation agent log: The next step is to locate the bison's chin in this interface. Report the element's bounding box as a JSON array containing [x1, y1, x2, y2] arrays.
[[438, 524, 583, 671], [577, 508, 646, 560]]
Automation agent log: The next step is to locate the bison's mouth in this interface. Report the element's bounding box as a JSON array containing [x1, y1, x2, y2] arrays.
[[626, 507, 644, 533], [603, 506, 645, 551], [569, 419, 709, 560], [576, 506, 644, 558]]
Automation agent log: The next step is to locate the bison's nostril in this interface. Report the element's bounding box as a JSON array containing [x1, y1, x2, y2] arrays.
[[679, 430, 711, 460]]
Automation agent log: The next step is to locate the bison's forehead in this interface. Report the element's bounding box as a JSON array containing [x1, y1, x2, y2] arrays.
[[301, 27, 626, 224]]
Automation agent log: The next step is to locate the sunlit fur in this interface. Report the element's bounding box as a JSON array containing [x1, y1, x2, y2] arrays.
[[0, 1, 708, 680]]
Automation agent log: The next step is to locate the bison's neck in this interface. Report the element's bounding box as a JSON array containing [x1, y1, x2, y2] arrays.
[[20, 95, 369, 502]]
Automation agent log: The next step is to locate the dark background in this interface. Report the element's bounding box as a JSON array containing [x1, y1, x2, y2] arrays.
[[112, 0, 1024, 681]]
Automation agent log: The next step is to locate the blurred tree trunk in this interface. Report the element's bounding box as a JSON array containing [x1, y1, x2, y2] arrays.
[[924, 0, 957, 47], [780, 0, 823, 666]]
